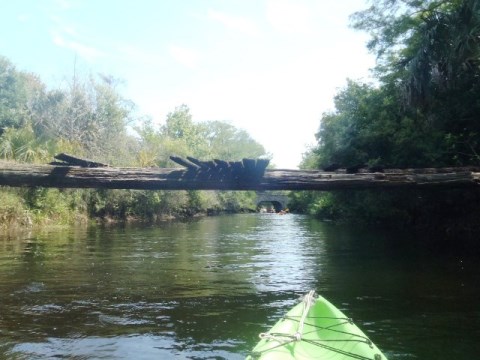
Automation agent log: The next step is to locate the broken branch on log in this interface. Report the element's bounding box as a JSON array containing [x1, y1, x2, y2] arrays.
[[53, 153, 109, 168], [168, 156, 270, 182]]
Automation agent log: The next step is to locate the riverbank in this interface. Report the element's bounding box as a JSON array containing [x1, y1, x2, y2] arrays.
[[0, 186, 259, 232]]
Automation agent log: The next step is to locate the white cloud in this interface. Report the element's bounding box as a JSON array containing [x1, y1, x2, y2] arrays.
[[115, 44, 165, 66], [266, 0, 313, 34], [17, 14, 31, 23], [52, 33, 105, 62], [48, 13, 104, 62], [49, 15, 72, 31], [207, 9, 260, 36], [53, 0, 78, 10], [168, 45, 200, 69]]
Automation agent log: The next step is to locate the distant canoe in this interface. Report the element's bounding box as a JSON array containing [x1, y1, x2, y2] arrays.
[[247, 291, 387, 360]]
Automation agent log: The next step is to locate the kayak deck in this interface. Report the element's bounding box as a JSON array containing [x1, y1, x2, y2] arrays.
[[247, 291, 387, 360]]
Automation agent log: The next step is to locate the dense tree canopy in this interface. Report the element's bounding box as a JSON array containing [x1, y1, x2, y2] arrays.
[[294, 0, 480, 236], [304, 0, 480, 171], [351, 0, 480, 164]]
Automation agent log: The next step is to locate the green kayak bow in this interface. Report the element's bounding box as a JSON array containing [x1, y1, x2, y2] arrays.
[[247, 291, 387, 360]]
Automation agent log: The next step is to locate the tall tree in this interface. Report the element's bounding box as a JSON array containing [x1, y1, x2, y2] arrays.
[[292, 0, 480, 235], [0, 56, 39, 133], [202, 120, 267, 160], [351, 0, 480, 165], [160, 105, 209, 164]]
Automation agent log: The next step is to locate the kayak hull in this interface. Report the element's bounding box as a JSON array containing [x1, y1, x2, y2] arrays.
[[247, 291, 387, 360]]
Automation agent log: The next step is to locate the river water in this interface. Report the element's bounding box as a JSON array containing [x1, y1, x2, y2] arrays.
[[0, 213, 479, 359]]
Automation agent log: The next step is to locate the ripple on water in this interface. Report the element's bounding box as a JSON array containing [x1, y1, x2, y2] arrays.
[[1, 214, 479, 359], [10, 335, 194, 360]]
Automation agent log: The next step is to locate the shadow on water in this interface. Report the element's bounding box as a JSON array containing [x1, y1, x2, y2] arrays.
[[0, 214, 479, 359]]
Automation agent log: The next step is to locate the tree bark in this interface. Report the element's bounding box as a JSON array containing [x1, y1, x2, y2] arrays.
[[0, 161, 479, 191]]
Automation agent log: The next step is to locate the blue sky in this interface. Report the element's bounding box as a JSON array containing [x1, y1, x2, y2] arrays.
[[1, 0, 375, 168]]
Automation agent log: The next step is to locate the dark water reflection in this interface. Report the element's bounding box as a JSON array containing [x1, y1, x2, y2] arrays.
[[0, 214, 479, 359]]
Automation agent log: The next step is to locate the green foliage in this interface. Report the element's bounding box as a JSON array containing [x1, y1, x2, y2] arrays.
[[299, 146, 319, 170], [295, 0, 480, 236], [351, 0, 480, 163], [0, 188, 29, 228], [0, 55, 269, 228], [136, 105, 268, 168], [201, 120, 267, 160], [215, 191, 257, 212], [129, 104, 266, 218], [0, 125, 51, 162], [0, 56, 32, 132], [314, 80, 439, 168], [23, 188, 80, 224], [311, 0, 480, 170]]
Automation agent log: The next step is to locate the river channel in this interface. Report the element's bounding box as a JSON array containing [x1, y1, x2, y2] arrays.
[[0, 213, 479, 359]]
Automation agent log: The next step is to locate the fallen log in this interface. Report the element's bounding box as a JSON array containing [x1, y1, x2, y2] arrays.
[[1, 160, 480, 191]]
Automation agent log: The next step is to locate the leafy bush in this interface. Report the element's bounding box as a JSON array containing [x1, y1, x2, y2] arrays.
[[0, 188, 29, 228]]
